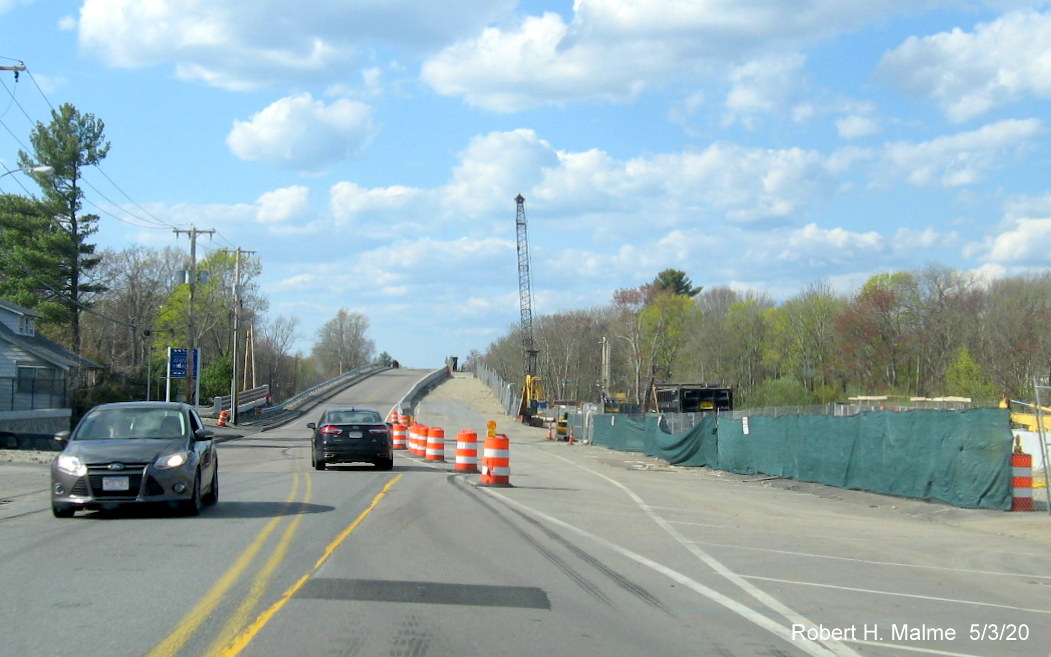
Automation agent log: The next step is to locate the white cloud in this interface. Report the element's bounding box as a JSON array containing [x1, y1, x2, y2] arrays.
[[77, 0, 515, 90], [441, 131, 838, 227], [256, 186, 312, 224], [985, 217, 1051, 264], [329, 182, 423, 228], [421, 0, 947, 111], [836, 115, 880, 139], [1003, 192, 1051, 219], [879, 10, 1051, 122], [422, 12, 654, 111], [876, 118, 1042, 187], [226, 93, 375, 171], [723, 53, 807, 127], [777, 223, 885, 264], [0, 0, 34, 15], [658, 144, 835, 223], [891, 226, 953, 250], [443, 130, 560, 215]]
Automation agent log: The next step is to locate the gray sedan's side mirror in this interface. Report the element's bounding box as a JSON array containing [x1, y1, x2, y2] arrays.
[[306, 422, 316, 430], [54, 430, 70, 443], [194, 428, 215, 441]]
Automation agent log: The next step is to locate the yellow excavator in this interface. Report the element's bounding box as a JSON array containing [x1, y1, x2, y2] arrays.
[[1000, 398, 1051, 432]]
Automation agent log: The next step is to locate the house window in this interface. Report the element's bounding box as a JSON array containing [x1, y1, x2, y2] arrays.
[[17, 316, 35, 336], [17, 366, 64, 395]]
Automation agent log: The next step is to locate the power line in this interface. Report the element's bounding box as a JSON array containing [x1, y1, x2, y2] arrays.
[[0, 60, 189, 236], [90, 164, 180, 229]]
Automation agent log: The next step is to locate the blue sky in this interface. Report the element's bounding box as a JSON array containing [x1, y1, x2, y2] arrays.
[[2, 1, 1051, 368]]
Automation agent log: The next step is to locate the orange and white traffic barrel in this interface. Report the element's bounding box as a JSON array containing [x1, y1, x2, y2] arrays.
[[1012, 452, 1034, 512], [407, 424, 419, 456], [392, 423, 407, 450], [426, 427, 446, 462], [217, 410, 229, 426], [481, 433, 511, 486], [455, 429, 479, 473], [413, 424, 428, 457]]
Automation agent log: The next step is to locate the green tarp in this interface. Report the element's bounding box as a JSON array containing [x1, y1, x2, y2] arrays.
[[591, 408, 1014, 510]]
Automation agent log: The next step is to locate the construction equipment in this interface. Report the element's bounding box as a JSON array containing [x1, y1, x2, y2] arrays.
[[651, 383, 734, 414], [515, 194, 545, 424], [1002, 398, 1051, 432]]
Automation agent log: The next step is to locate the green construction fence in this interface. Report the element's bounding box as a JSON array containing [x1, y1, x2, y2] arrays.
[[590, 408, 1014, 510]]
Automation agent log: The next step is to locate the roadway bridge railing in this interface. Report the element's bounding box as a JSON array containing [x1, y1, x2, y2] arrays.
[[238, 362, 389, 427], [395, 367, 452, 419], [209, 385, 270, 418]]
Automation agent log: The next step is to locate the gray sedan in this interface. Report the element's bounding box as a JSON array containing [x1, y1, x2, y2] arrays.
[[50, 401, 219, 517]]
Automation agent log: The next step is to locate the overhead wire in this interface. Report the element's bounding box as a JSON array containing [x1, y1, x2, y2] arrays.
[[0, 59, 216, 332], [0, 61, 199, 234]]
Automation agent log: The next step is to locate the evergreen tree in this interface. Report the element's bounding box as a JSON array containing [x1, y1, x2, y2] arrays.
[[651, 268, 702, 298], [0, 194, 66, 321], [18, 102, 111, 354]]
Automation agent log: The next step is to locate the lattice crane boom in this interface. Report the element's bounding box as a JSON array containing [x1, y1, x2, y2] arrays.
[[515, 194, 537, 374], [515, 194, 544, 421]]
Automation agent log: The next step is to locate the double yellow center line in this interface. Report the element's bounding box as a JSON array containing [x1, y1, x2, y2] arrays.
[[148, 472, 401, 657]]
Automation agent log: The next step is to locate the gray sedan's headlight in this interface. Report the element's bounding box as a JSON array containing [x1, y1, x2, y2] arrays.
[[56, 455, 87, 477], [155, 453, 189, 470]]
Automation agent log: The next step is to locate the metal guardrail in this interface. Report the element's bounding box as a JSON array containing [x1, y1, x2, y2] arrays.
[[276, 363, 387, 412], [395, 367, 452, 418], [234, 362, 388, 428], [473, 361, 520, 417], [210, 385, 270, 417]]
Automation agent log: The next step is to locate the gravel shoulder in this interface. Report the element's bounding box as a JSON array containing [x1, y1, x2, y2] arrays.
[[0, 449, 55, 464]]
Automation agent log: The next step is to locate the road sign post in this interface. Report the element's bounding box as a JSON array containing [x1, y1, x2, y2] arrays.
[[166, 348, 200, 403]]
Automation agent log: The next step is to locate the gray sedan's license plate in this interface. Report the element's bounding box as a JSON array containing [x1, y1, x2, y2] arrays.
[[102, 476, 130, 491], [348, 431, 363, 438]]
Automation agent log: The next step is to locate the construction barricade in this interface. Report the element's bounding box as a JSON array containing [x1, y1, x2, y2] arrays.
[[455, 430, 479, 473], [426, 427, 446, 462], [392, 423, 407, 450], [217, 410, 229, 427], [415, 424, 429, 457], [408, 424, 420, 456], [481, 433, 511, 486], [1012, 452, 1034, 511]]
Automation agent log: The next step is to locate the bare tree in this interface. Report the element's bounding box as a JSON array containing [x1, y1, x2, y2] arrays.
[[974, 273, 1051, 400], [258, 315, 300, 400], [311, 308, 374, 378], [81, 246, 183, 377]]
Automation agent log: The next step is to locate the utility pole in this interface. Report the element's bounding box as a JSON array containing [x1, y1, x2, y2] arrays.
[[174, 225, 215, 406], [227, 247, 255, 424], [599, 336, 611, 405], [0, 62, 26, 77]]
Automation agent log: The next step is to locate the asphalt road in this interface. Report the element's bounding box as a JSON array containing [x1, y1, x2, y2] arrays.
[[1, 368, 1050, 657]]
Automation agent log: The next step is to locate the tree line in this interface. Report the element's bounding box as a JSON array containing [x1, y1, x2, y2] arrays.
[[477, 266, 1051, 410], [0, 103, 378, 409]]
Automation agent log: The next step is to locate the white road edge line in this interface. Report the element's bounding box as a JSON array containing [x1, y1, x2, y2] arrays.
[[477, 482, 857, 657], [745, 575, 1051, 615], [683, 536, 1051, 583]]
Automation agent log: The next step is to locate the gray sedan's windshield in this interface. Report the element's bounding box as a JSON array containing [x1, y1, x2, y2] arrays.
[[74, 408, 186, 440]]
